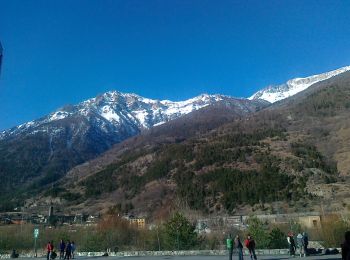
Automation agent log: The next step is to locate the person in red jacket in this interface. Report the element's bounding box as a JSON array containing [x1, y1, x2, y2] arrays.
[[244, 235, 257, 260], [46, 241, 54, 260]]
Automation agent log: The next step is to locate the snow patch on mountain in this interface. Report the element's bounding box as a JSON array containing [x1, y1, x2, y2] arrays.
[[100, 106, 121, 122], [50, 111, 71, 121], [249, 65, 350, 103]]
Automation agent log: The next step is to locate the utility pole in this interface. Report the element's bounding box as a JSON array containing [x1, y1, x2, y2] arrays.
[[156, 225, 161, 251], [177, 230, 179, 250], [33, 227, 39, 257], [176, 222, 181, 251], [0, 41, 3, 76]]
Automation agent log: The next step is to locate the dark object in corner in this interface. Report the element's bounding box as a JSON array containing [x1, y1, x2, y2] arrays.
[[11, 249, 19, 258], [323, 248, 339, 255]]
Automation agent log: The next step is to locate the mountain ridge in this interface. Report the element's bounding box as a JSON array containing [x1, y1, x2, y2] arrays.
[[0, 91, 235, 139], [249, 65, 350, 103], [3, 65, 350, 137]]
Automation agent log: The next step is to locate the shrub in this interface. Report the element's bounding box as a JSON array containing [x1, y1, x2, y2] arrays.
[[163, 212, 199, 250], [246, 216, 270, 249], [268, 227, 288, 249]]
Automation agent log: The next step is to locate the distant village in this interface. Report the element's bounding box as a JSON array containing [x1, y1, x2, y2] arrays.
[[0, 205, 146, 229], [0, 204, 328, 233]]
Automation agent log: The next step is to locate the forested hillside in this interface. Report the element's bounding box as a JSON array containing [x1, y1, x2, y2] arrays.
[[27, 72, 350, 218], [0, 99, 266, 212]]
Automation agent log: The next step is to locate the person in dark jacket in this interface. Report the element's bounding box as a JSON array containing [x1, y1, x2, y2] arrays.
[[287, 232, 296, 256], [235, 235, 244, 260], [302, 232, 309, 256], [59, 240, 66, 259], [244, 235, 257, 260], [64, 241, 72, 260], [341, 231, 350, 260]]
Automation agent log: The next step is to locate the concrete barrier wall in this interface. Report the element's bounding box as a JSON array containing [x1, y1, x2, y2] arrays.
[[77, 249, 291, 257], [0, 249, 290, 258], [10, 248, 342, 258]]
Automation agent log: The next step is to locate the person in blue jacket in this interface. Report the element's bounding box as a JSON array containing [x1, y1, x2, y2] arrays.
[[59, 239, 66, 259]]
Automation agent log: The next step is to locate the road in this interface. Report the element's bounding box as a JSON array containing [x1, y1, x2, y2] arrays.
[[118, 255, 340, 260], [20, 254, 341, 260], [19, 255, 342, 260]]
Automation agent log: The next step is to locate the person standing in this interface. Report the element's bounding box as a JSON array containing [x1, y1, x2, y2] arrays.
[[46, 242, 51, 260], [296, 233, 305, 257], [46, 241, 54, 260], [59, 240, 66, 259], [227, 235, 234, 260], [71, 241, 76, 259], [65, 241, 72, 260], [235, 235, 244, 260], [287, 232, 296, 257], [341, 231, 350, 260], [245, 235, 257, 260], [302, 232, 309, 256]]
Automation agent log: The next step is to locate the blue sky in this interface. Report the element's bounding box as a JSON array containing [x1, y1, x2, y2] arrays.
[[1, 0, 350, 130]]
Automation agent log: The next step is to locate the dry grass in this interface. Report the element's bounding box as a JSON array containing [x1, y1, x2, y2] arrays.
[[318, 214, 350, 247]]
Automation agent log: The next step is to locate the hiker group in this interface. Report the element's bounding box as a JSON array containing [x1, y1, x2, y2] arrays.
[[46, 240, 76, 260], [286, 231, 309, 257], [227, 234, 257, 260]]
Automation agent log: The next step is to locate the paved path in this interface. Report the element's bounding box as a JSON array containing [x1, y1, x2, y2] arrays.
[[17, 255, 342, 260], [117, 255, 341, 260]]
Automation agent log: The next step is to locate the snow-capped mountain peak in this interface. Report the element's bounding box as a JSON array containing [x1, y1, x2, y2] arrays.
[[75, 91, 228, 128], [249, 65, 350, 103], [3, 65, 350, 140], [0, 92, 230, 139]]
